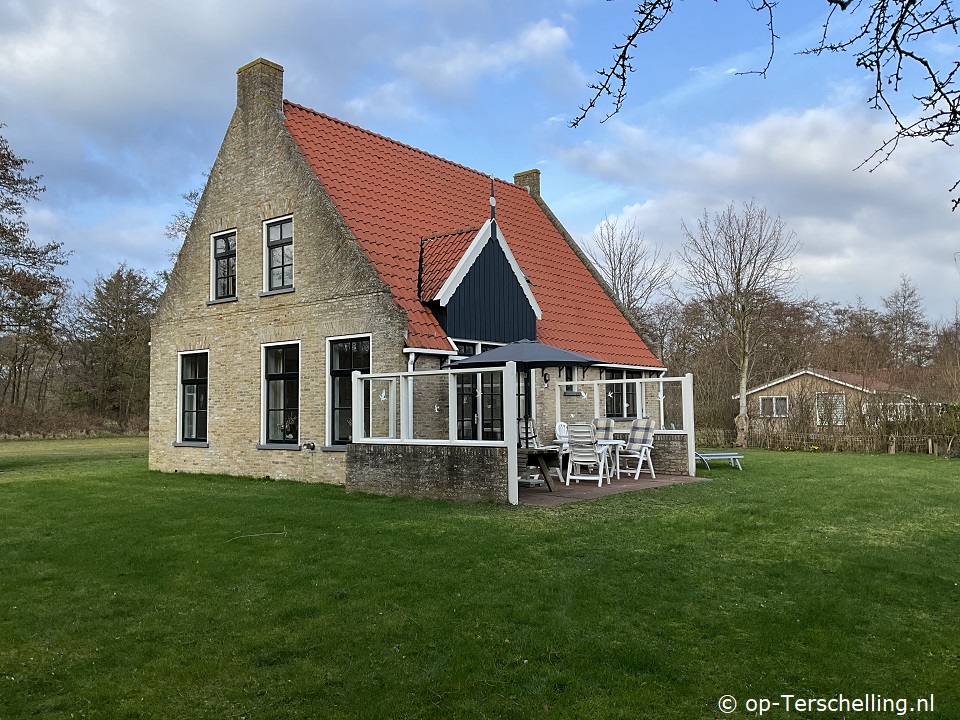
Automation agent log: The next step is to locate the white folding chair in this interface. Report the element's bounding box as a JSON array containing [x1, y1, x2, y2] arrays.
[[565, 423, 608, 487], [617, 417, 656, 480]]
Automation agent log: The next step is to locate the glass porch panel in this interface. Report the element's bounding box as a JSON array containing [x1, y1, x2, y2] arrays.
[[366, 378, 397, 439], [410, 374, 450, 440], [557, 387, 595, 425], [660, 381, 684, 430]]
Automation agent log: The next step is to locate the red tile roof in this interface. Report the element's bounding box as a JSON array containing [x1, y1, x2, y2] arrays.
[[418, 228, 478, 301], [283, 101, 663, 368]]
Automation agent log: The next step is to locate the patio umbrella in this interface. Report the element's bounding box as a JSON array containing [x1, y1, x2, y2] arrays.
[[451, 339, 599, 446]]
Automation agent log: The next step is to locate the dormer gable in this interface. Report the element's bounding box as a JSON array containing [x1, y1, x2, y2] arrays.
[[429, 219, 541, 318], [420, 219, 541, 344]]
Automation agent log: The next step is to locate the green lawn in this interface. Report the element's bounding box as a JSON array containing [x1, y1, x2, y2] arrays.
[[1, 438, 958, 719]]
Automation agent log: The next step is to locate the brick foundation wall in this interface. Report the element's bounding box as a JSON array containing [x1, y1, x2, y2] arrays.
[[345, 444, 510, 503], [651, 432, 690, 476]]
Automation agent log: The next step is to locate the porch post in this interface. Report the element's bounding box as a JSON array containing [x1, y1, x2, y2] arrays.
[[351, 370, 363, 441], [682, 373, 696, 476], [448, 371, 458, 441], [503, 362, 519, 505]]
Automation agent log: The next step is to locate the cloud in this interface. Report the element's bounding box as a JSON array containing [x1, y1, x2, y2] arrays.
[[344, 81, 424, 122], [393, 19, 572, 98], [556, 105, 960, 318], [342, 16, 581, 123]]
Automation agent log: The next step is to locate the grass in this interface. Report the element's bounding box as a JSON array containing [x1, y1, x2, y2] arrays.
[[1, 438, 958, 719]]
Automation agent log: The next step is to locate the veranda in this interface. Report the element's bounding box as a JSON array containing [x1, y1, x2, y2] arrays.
[[346, 364, 696, 505]]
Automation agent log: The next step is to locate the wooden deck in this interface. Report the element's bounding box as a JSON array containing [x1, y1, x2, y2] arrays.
[[518, 472, 710, 507]]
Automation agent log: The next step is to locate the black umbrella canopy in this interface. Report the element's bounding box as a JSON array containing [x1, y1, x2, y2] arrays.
[[450, 339, 600, 369]]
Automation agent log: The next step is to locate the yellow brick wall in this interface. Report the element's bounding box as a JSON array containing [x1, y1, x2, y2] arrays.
[[149, 61, 408, 484]]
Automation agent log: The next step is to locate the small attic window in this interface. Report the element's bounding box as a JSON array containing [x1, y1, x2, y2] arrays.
[[212, 230, 237, 300], [264, 217, 294, 291]]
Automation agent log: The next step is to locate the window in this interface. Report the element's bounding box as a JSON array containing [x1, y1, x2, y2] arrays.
[[264, 343, 299, 444], [265, 218, 293, 291], [180, 352, 208, 443], [759, 396, 789, 417], [603, 369, 643, 418], [455, 341, 477, 357], [330, 337, 370, 444], [816, 392, 846, 426], [452, 339, 502, 358], [212, 231, 236, 300]]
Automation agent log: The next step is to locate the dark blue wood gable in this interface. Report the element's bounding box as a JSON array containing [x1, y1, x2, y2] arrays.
[[436, 238, 537, 343]]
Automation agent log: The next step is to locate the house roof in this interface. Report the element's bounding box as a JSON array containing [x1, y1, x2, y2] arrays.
[[282, 101, 663, 368], [418, 228, 478, 302], [739, 368, 915, 398]]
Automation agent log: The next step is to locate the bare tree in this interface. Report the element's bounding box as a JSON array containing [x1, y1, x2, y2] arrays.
[[573, 0, 960, 207], [584, 215, 674, 320], [812, 298, 891, 374], [881, 274, 932, 368], [931, 306, 960, 402], [679, 200, 800, 446]]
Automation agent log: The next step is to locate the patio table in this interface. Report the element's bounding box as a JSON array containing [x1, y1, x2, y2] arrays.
[[597, 438, 625, 480], [521, 446, 562, 491]]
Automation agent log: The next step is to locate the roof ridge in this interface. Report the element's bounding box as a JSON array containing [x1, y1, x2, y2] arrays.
[[284, 100, 518, 190]]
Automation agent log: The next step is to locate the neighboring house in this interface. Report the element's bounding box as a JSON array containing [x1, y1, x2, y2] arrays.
[[737, 368, 920, 430], [149, 58, 664, 484]]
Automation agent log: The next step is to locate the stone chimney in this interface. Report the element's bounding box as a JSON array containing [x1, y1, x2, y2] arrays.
[[237, 58, 284, 113], [514, 169, 541, 197]]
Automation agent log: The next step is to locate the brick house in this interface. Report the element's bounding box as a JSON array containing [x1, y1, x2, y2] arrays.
[[149, 58, 664, 485], [737, 368, 919, 430]]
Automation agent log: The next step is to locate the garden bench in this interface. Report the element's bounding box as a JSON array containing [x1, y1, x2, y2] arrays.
[[695, 451, 744, 471]]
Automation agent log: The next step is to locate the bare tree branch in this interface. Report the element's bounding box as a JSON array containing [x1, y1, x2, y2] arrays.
[[576, 1, 960, 206], [570, 0, 675, 128]]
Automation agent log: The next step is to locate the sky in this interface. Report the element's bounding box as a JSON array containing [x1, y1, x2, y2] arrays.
[[1, 0, 958, 321]]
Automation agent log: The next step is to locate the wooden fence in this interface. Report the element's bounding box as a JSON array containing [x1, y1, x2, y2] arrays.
[[696, 427, 958, 457]]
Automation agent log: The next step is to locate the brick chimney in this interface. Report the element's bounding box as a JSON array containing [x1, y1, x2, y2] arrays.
[[514, 169, 541, 197], [237, 58, 284, 113]]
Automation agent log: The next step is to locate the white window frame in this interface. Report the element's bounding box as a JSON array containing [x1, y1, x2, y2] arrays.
[[177, 349, 209, 445], [210, 229, 238, 301], [262, 215, 294, 293], [261, 340, 301, 446], [759, 395, 789, 418]]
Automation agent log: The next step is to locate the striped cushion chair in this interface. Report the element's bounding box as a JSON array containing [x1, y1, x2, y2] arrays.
[[617, 417, 656, 480], [592, 417, 615, 441]]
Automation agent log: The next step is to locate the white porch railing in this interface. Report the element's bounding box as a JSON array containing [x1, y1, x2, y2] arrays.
[[352, 362, 520, 504], [555, 374, 696, 476], [351, 366, 697, 498]]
